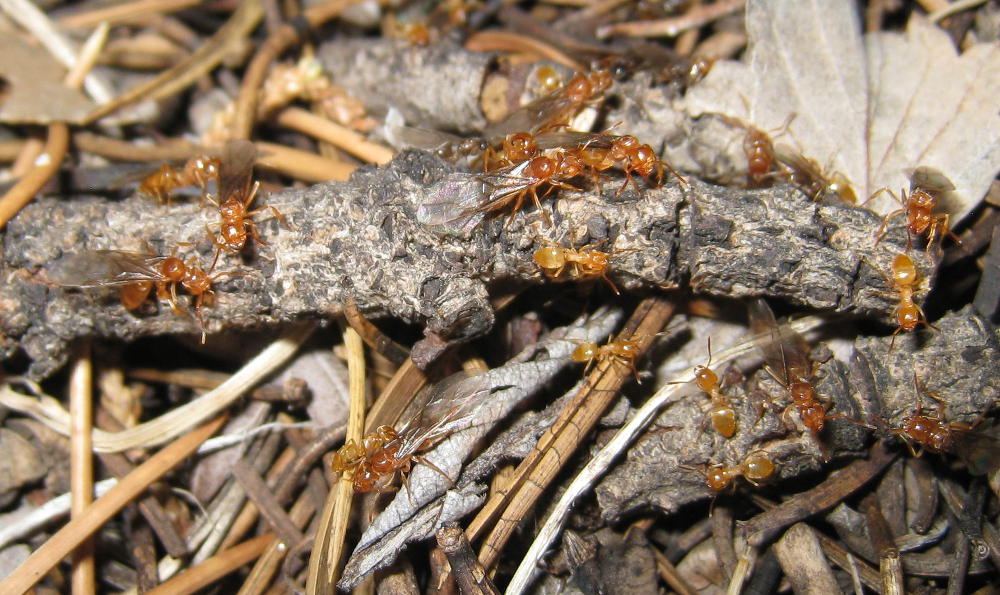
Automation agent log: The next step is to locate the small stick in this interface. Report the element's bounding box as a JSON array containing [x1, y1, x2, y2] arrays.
[[255, 141, 356, 182], [69, 343, 95, 595], [232, 459, 305, 548], [741, 442, 896, 546], [0, 123, 69, 229], [861, 494, 903, 595], [59, 0, 200, 28], [437, 525, 500, 595], [772, 523, 843, 595], [145, 534, 274, 595], [0, 416, 226, 594], [464, 30, 583, 71], [275, 108, 394, 165], [598, 0, 746, 38]]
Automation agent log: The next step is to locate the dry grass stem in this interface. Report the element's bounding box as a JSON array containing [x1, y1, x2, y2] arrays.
[[276, 108, 394, 165]]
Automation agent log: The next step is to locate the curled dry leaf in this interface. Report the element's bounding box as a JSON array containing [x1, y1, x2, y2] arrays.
[[683, 0, 1000, 220], [338, 307, 623, 589], [0, 36, 95, 125]]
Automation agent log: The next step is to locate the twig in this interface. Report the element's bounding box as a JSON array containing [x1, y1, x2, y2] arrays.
[[255, 140, 357, 182], [83, 0, 264, 123], [232, 460, 305, 547], [772, 523, 843, 595], [97, 450, 188, 557], [929, 0, 989, 22], [650, 547, 698, 595], [344, 298, 410, 365], [306, 325, 367, 594], [740, 442, 897, 547], [239, 490, 316, 595], [0, 416, 227, 594], [58, 0, 200, 28], [436, 525, 500, 595], [69, 342, 95, 595], [0, 479, 117, 550], [476, 297, 676, 572], [463, 30, 584, 70], [598, 0, 746, 38], [504, 314, 828, 594], [275, 108, 394, 165], [0, 123, 69, 229], [232, 0, 362, 140], [146, 534, 275, 595], [73, 132, 204, 162], [862, 494, 903, 595], [0, 324, 315, 451]]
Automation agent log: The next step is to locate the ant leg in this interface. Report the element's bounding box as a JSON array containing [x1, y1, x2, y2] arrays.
[[875, 208, 905, 246], [529, 187, 554, 227], [599, 273, 620, 295], [412, 455, 454, 487]]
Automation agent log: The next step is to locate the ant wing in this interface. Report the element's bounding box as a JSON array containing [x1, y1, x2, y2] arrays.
[[218, 140, 257, 201], [417, 172, 489, 236], [748, 298, 812, 385], [483, 92, 576, 142], [533, 131, 607, 151], [53, 250, 166, 287], [908, 166, 956, 195], [954, 427, 1000, 476]]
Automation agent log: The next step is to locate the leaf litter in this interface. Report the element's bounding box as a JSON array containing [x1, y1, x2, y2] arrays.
[[683, 0, 1000, 220], [339, 307, 623, 588]]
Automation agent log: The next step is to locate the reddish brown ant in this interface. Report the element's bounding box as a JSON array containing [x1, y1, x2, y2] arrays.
[[887, 374, 988, 457], [59, 247, 234, 341], [749, 299, 868, 460], [533, 240, 619, 294], [535, 131, 686, 192], [483, 70, 612, 141], [418, 147, 586, 234], [775, 146, 856, 204], [332, 372, 490, 493], [138, 155, 220, 204], [870, 166, 961, 253], [207, 140, 290, 256]]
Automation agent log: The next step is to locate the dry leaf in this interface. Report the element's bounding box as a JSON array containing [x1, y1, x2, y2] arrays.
[[338, 307, 623, 588], [0, 36, 95, 124], [683, 0, 1000, 219]]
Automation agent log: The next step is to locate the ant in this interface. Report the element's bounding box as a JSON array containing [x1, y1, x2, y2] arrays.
[[331, 425, 448, 493], [887, 374, 988, 457], [870, 166, 961, 253], [60, 246, 234, 342], [533, 240, 619, 294], [139, 155, 220, 204], [481, 132, 539, 172], [775, 146, 856, 204], [332, 371, 494, 493], [688, 338, 738, 438], [688, 451, 776, 493], [572, 335, 643, 381], [749, 299, 869, 460], [483, 70, 612, 141], [418, 148, 585, 234], [718, 112, 795, 188], [878, 253, 936, 351], [207, 139, 290, 256]]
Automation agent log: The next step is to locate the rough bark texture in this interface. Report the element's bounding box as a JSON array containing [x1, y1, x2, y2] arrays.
[[2, 145, 920, 379], [594, 305, 1000, 520]]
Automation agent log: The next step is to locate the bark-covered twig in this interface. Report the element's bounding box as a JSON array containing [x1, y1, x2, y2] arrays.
[[3, 148, 916, 378]]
